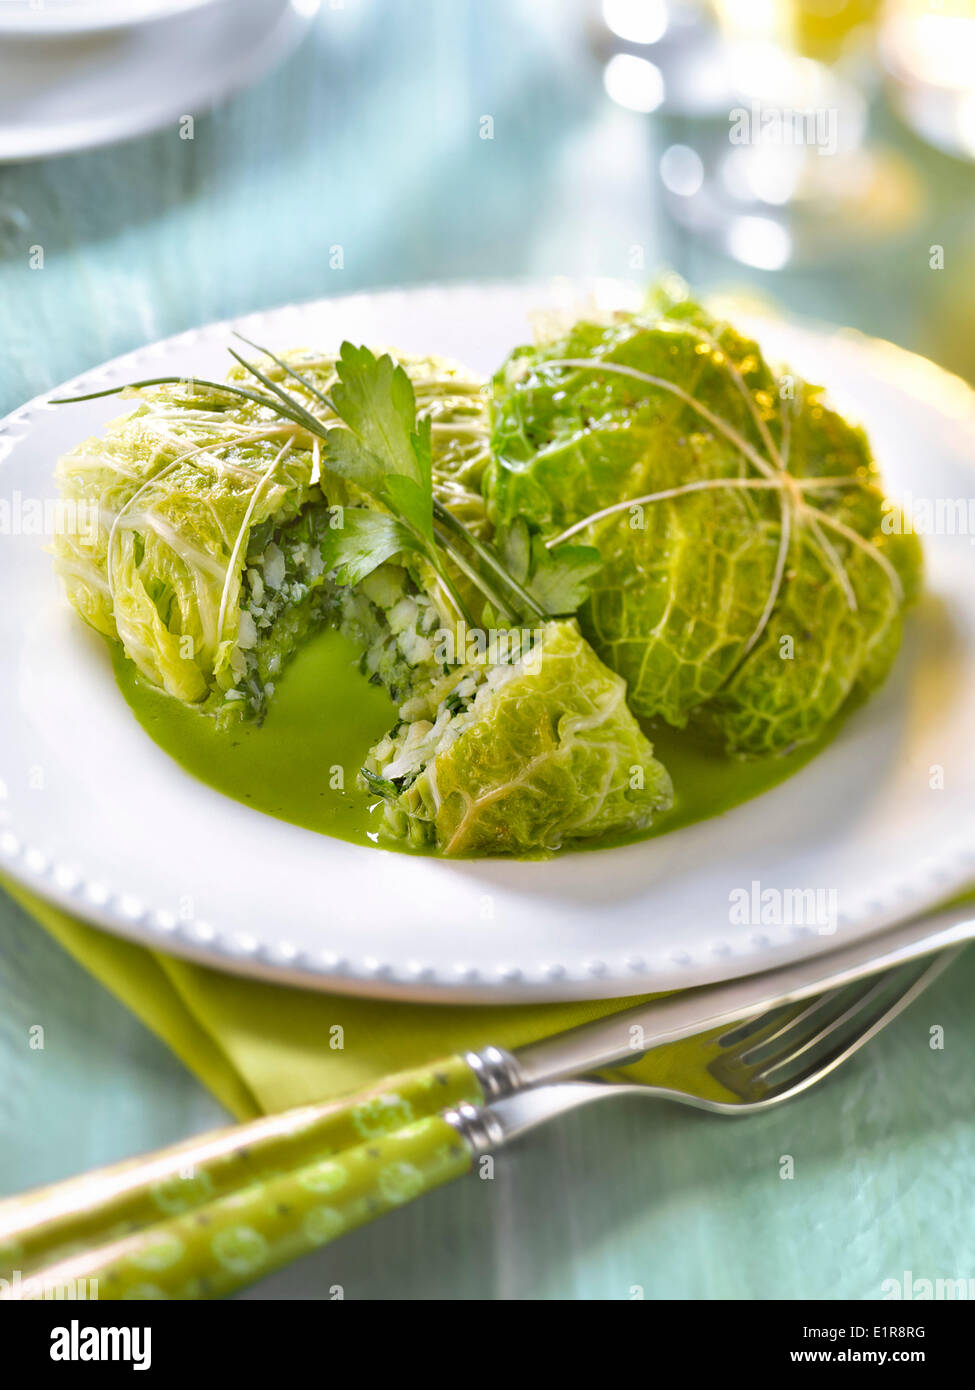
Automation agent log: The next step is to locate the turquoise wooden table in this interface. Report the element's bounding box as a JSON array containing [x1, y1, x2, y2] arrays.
[[1, 2, 973, 1299]]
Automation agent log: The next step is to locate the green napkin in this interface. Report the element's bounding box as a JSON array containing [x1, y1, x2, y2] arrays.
[[3, 876, 738, 1120]]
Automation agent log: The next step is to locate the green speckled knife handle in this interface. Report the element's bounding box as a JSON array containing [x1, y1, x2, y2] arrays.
[[0, 1053, 483, 1285], [4, 1115, 473, 1300]]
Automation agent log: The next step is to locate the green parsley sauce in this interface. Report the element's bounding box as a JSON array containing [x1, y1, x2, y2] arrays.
[[113, 629, 832, 855]]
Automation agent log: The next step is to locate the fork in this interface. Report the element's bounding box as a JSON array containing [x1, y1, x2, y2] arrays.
[[473, 946, 963, 1157], [1, 904, 971, 1300]]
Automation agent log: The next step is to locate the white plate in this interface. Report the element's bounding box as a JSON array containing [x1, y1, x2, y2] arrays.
[[1, 280, 974, 1002], [0, 1, 223, 36], [0, 0, 318, 163]]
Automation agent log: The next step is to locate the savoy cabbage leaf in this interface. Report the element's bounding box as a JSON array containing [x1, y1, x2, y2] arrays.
[[487, 294, 922, 755], [367, 619, 673, 856]]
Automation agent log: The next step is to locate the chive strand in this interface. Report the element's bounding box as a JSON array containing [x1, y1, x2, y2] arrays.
[[427, 550, 476, 628], [226, 350, 331, 442], [432, 526, 517, 625], [50, 376, 311, 432], [231, 332, 338, 415], [433, 500, 546, 621]]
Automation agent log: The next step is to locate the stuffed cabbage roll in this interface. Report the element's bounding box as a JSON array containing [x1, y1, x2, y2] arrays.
[[361, 619, 672, 856], [54, 352, 485, 724], [487, 292, 922, 755]]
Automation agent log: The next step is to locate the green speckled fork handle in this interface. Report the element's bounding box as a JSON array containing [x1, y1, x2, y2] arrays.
[[0, 1053, 483, 1284], [4, 1115, 472, 1300]]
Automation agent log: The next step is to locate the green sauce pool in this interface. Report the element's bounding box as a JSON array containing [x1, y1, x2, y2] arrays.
[[114, 628, 831, 854]]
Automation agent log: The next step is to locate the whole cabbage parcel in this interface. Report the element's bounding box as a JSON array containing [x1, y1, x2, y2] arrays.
[[487, 292, 921, 756]]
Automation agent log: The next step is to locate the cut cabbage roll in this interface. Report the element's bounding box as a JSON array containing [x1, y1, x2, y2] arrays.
[[487, 293, 922, 755], [361, 619, 673, 856], [54, 352, 485, 724]]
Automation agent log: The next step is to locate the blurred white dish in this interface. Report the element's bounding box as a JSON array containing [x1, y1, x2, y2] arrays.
[[0, 1, 225, 36], [0, 0, 319, 161]]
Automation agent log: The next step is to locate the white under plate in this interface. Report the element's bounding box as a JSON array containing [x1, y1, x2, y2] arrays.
[[0, 1, 224, 36], [1, 280, 974, 1001], [0, 0, 317, 162]]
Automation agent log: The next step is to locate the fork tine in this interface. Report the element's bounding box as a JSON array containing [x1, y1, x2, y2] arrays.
[[709, 956, 948, 1106], [722, 985, 867, 1063], [751, 971, 920, 1083], [734, 975, 896, 1069], [708, 978, 893, 1097], [716, 998, 835, 1049]]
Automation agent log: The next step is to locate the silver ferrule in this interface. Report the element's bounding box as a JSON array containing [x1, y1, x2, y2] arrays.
[[463, 1045, 523, 1101], [442, 1100, 506, 1156]]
